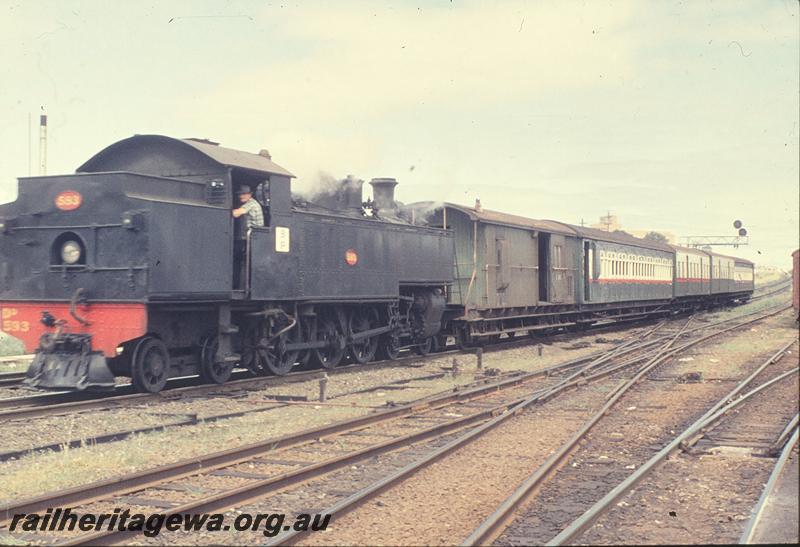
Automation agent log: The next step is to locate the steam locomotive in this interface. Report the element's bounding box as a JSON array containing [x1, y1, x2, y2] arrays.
[[0, 135, 754, 393]]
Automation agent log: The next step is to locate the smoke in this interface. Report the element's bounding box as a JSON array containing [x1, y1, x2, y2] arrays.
[[403, 200, 447, 225], [292, 171, 365, 212], [294, 171, 362, 202]]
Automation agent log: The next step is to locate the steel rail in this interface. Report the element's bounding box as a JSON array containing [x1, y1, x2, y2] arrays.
[[0, 317, 657, 419], [0, 308, 784, 540], [546, 339, 798, 546], [749, 284, 791, 302], [1, 331, 669, 465], [58, 387, 559, 546], [0, 357, 433, 414], [461, 308, 793, 546], [0, 305, 779, 422], [263, 321, 695, 547], [739, 427, 799, 544], [767, 413, 799, 456], [0, 300, 778, 420], [753, 277, 792, 292], [18, 323, 669, 544], [0, 354, 457, 420], [261, 305, 790, 546], [51, 324, 674, 544], [0, 371, 26, 387], [459, 319, 693, 546], [0, 367, 525, 462], [0, 335, 650, 524], [14, 308, 764, 543]]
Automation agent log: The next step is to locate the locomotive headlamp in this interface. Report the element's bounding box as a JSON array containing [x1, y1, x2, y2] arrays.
[[61, 240, 82, 264]]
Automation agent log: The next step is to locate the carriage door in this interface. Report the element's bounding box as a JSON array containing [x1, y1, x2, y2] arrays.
[[550, 235, 567, 303], [583, 241, 592, 301], [538, 233, 550, 303]]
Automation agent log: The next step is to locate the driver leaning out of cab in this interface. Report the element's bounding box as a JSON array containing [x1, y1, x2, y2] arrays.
[[231, 185, 264, 230]]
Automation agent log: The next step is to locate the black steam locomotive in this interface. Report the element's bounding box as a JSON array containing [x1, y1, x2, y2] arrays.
[[0, 135, 451, 392], [0, 135, 754, 393]]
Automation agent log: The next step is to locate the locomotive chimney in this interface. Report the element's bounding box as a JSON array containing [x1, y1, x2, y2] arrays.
[[370, 178, 398, 211]]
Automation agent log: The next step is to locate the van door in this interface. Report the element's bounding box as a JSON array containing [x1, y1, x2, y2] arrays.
[[538, 233, 550, 303]]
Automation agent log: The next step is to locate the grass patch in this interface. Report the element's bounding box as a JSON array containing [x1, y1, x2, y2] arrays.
[[0, 333, 24, 358]]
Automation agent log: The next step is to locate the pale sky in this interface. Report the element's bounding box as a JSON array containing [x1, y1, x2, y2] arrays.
[[1, 0, 797, 267]]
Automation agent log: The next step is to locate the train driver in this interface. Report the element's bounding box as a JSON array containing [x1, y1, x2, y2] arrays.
[[231, 185, 265, 230], [231, 185, 264, 288]]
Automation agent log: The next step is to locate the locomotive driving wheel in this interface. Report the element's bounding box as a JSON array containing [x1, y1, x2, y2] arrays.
[[241, 321, 298, 376], [131, 336, 170, 393], [378, 333, 401, 360], [272, 328, 300, 375], [313, 314, 346, 370], [348, 308, 379, 365], [199, 336, 233, 385]]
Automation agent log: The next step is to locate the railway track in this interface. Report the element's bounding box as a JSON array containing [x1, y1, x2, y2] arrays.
[[749, 284, 792, 302], [0, 371, 26, 388], [544, 338, 798, 546], [0, 354, 34, 388], [0, 302, 770, 461], [456, 335, 796, 545], [0, 305, 789, 545], [0, 286, 785, 416], [0, 316, 668, 422], [753, 277, 792, 292], [0, 302, 785, 463], [0, 280, 781, 395], [0, 321, 678, 544], [263, 305, 791, 546]]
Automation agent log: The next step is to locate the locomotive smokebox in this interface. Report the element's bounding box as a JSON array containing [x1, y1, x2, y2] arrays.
[[370, 178, 398, 211]]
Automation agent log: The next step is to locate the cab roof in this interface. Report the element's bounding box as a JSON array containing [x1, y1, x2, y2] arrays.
[[78, 134, 294, 178]]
